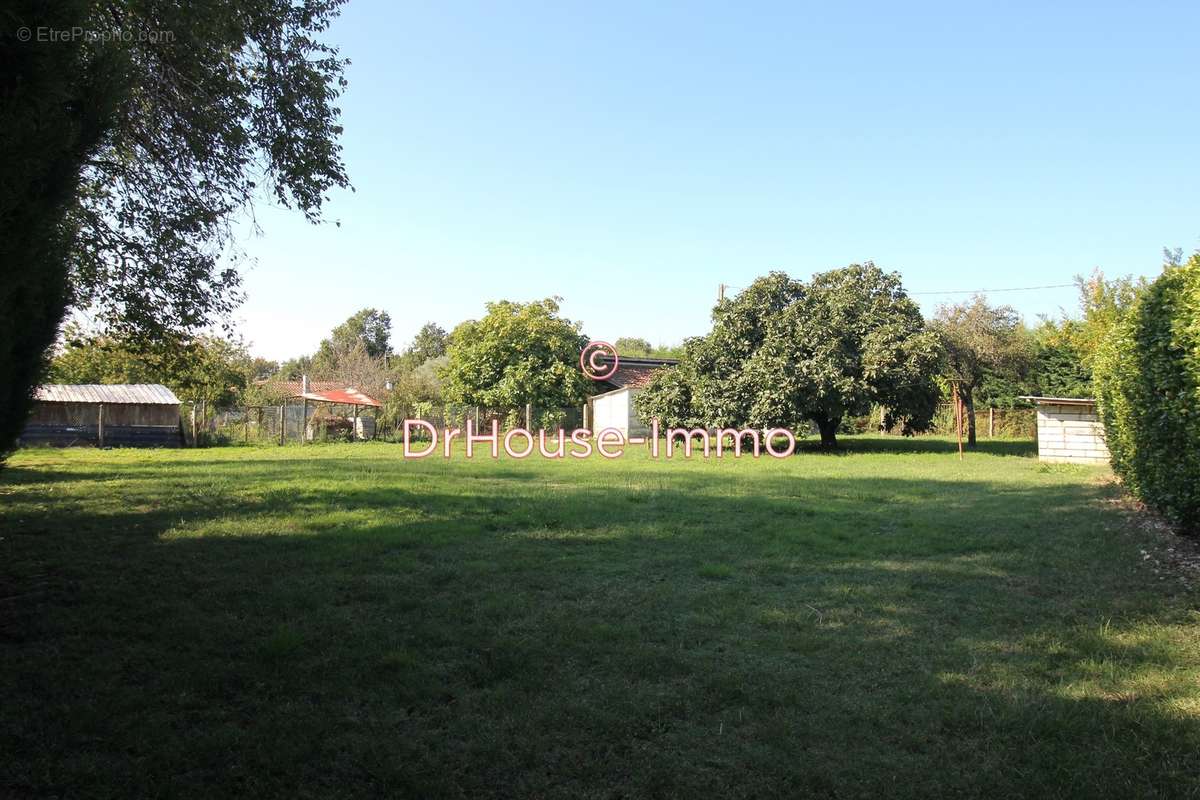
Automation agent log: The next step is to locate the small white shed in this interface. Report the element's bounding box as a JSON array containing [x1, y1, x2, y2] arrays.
[[587, 357, 676, 437], [1021, 396, 1110, 465], [591, 386, 650, 438]]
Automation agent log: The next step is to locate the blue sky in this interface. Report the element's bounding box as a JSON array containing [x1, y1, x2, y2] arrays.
[[231, 1, 1200, 361]]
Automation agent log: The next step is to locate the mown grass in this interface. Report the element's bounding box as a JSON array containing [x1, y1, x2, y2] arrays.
[[2, 437, 1198, 798]]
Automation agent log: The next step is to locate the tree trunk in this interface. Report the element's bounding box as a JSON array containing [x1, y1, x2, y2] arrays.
[[965, 392, 978, 447], [816, 417, 840, 449], [0, 17, 121, 462]]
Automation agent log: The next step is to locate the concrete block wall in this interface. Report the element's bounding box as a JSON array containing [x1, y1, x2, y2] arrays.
[[1035, 403, 1110, 465]]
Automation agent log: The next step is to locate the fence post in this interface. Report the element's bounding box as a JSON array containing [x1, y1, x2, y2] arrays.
[[988, 408, 994, 438], [582, 403, 589, 431], [245, 406, 250, 444], [525, 403, 532, 431], [190, 402, 197, 447], [97, 403, 105, 448], [278, 403, 285, 446]]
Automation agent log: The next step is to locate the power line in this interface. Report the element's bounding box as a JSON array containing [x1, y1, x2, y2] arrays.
[[719, 280, 1076, 300], [909, 283, 1075, 295]]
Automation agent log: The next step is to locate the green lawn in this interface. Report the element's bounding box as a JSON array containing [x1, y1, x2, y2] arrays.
[[2, 438, 1198, 798]]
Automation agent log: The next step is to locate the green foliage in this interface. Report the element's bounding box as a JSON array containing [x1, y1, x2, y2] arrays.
[[379, 355, 448, 429], [612, 337, 684, 360], [394, 322, 450, 372], [1074, 269, 1150, 374], [407, 323, 449, 362], [614, 337, 654, 357], [635, 265, 941, 446], [932, 296, 1033, 444], [442, 298, 592, 412], [48, 329, 256, 408], [314, 308, 392, 370], [1, 0, 350, 459], [632, 353, 702, 429], [1094, 254, 1200, 531], [1028, 323, 1093, 398]]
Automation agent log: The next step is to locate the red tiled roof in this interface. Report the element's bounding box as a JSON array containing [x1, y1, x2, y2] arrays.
[[595, 357, 677, 390]]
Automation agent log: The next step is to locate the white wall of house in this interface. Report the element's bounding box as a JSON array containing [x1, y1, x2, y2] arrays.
[[1034, 401, 1110, 465], [590, 388, 650, 437]]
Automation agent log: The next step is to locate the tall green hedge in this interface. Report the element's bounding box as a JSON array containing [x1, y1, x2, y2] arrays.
[[1094, 255, 1200, 532]]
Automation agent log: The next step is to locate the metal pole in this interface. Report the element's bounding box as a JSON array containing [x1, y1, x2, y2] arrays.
[[97, 403, 105, 448]]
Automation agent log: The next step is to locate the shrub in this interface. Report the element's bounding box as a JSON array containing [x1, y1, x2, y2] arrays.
[[1094, 255, 1200, 531]]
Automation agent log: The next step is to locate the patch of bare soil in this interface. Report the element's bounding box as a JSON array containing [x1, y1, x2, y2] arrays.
[[1102, 479, 1200, 596]]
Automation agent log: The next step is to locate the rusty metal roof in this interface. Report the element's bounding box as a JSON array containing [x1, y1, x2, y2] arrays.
[[298, 388, 381, 407], [1018, 396, 1098, 406], [34, 384, 181, 405]]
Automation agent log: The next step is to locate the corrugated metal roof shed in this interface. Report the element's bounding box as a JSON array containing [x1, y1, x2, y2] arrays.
[[34, 384, 181, 405]]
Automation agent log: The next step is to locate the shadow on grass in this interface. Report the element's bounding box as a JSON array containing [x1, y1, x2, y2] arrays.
[[804, 435, 1037, 457], [0, 457, 1192, 798]]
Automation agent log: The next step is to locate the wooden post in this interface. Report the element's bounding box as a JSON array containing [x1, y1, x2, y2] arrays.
[[953, 383, 963, 460], [525, 403, 532, 431], [474, 406, 480, 430], [190, 402, 197, 447], [582, 403, 589, 431], [988, 407, 994, 438], [302, 398, 308, 444], [244, 406, 250, 444], [352, 404, 359, 441], [278, 403, 285, 446], [97, 403, 105, 448]]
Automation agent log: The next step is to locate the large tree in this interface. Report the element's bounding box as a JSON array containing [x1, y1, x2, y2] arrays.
[[395, 322, 449, 371], [1, 0, 350, 459], [637, 264, 941, 448], [932, 296, 1031, 446], [442, 298, 592, 413], [313, 308, 393, 371]]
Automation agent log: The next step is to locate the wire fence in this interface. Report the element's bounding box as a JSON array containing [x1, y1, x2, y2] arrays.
[[181, 399, 1032, 447], [181, 402, 586, 447], [865, 404, 1036, 439]]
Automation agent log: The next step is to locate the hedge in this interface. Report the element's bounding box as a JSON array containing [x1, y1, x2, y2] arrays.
[[1094, 255, 1200, 532]]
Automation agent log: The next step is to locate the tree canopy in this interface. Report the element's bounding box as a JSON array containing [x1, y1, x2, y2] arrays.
[[636, 264, 941, 447], [395, 322, 450, 371], [441, 298, 593, 414], [1, 0, 350, 458], [314, 308, 393, 370], [931, 296, 1031, 445], [49, 328, 258, 409]]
